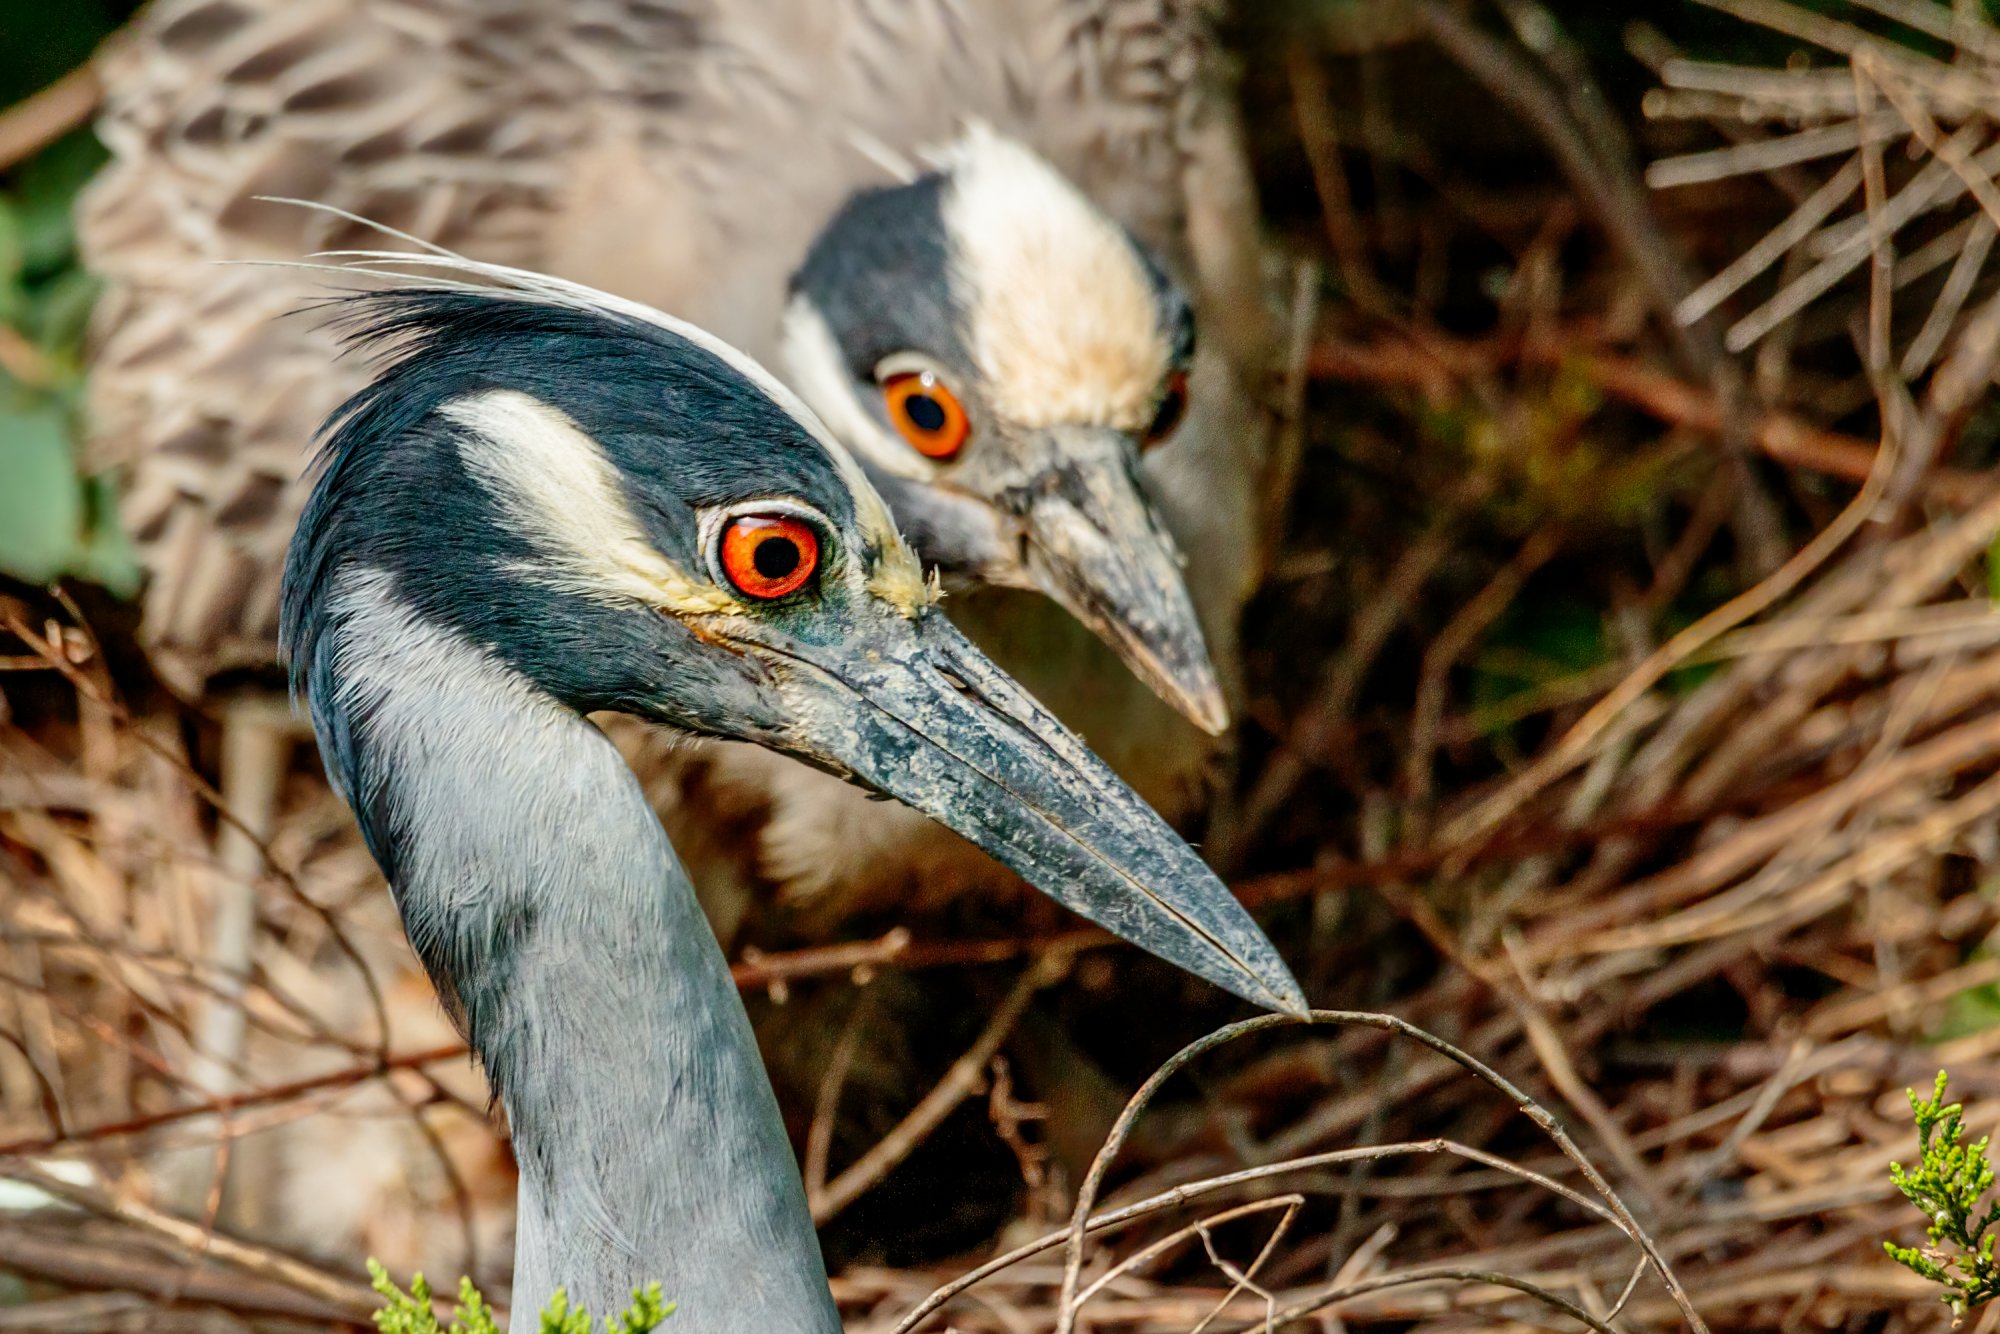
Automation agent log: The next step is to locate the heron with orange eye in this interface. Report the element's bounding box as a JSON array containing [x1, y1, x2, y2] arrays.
[[779, 134, 1227, 739], [832, 342, 1220, 735], [876, 364, 1182, 465]]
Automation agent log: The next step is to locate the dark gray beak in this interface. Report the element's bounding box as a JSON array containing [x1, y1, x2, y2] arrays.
[[1015, 427, 1228, 737], [754, 607, 1301, 1014]]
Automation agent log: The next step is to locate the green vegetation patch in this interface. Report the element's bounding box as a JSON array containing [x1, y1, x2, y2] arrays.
[[369, 1261, 674, 1334]]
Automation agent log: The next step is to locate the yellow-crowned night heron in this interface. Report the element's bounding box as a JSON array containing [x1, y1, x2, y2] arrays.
[[281, 255, 1301, 1324]]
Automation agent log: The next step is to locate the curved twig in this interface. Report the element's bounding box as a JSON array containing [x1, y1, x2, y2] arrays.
[[1267, 1264, 1622, 1332], [1048, 1011, 1706, 1334], [891, 1132, 1629, 1333]]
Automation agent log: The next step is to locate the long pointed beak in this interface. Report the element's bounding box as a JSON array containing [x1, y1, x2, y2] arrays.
[[762, 610, 1301, 1014], [1016, 428, 1228, 736]]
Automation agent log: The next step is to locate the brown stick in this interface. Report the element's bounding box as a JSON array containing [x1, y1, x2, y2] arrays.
[[810, 953, 1070, 1223], [0, 64, 102, 172], [0, 1226, 363, 1324], [1309, 331, 1993, 505], [1050, 1011, 1709, 1334], [0, 1162, 380, 1317], [0, 1043, 471, 1160]]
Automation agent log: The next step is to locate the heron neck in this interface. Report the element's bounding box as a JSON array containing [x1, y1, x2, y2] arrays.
[[330, 592, 838, 1330]]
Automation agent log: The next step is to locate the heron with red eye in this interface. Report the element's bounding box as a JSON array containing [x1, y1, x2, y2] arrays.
[[721, 514, 820, 599]]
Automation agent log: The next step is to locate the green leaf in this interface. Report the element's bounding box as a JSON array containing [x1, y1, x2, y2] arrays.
[[0, 402, 83, 584], [73, 473, 140, 598], [1936, 973, 2000, 1043], [0, 199, 22, 287], [28, 267, 99, 362], [12, 131, 107, 279]]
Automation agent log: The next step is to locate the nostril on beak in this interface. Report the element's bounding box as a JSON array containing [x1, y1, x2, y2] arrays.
[[934, 662, 977, 699]]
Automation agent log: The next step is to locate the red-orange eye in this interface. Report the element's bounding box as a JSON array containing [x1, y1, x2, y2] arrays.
[[1143, 370, 1189, 449], [720, 514, 819, 599], [883, 371, 970, 460]]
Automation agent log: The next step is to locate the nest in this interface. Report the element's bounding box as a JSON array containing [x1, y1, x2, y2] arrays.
[[6, 2, 2000, 1331]]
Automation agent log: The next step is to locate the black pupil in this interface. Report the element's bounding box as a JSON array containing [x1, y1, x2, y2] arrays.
[[905, 393, 948, 433], [1149, 388, 1185, 440], [752, 535, 801, 582]]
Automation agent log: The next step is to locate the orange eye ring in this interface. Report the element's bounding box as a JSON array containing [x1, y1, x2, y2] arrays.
[[720, 514, 820, 600], [883, 370, 970, 460], [1143, 370, 1190, 450]]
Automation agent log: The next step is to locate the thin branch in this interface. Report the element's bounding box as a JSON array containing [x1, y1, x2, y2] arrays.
[[811, 953, 1069, 1223], [892, 1134, 1628, 1334], [1445, 434, 1938, 846], [1268, 1264, 1623, 1332], [0, 1162, 379, 1318], [1050, 1011, 1707, 1334], [0, 64, 102, 172]]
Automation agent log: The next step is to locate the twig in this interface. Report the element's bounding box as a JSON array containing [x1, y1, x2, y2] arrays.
[[1649, 115, 1903, 189], [1405, 529, 1563, 823], [1220, 514, 1460, 867], [811, 953, 1070, 1222], [0, 1226, 359, 1324], [1444, 430, 1931, 846], [1310, 330, 1993, 503], [1418, 0, 1720, 381], [0, 1162, 379, 1318], [1287, 44, 1380, 312], [2, 601, 394, 1053], [892, 1134, 1628, 1333], [1514, 998, 1666, 1211], [1267, 1265, 1622, 1332], [0, 64, 102, 172], [1071, 1196, 1300, 1312], [805, 989, 874, 1204], [1260, 259, 1322, 578], [1050, 1011, 1708, 1334], [740, 927, 913, 989], [1672, 158, 1863, 325]]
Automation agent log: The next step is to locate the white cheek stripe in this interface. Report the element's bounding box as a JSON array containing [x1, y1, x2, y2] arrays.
[[779, 299, 937, 485], [441, 390, 743, 616]]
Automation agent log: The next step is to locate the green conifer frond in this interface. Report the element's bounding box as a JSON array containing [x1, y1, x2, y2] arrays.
[[369, 1260, 673, 1334], [1884, 1072, 2000, 1323]]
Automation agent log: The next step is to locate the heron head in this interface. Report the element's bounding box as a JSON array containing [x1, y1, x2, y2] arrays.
[[281, 263, 1300, 1015], [780, 127, 1227, 736]]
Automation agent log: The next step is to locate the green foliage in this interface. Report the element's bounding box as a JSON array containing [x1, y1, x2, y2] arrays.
[[1885, 1072, 2000, 1322], [368, 1260, 674, 1334], [0, 126, 138, 596], [1936, 976, 2000, 1044], [531, 1285, 672, 1334]]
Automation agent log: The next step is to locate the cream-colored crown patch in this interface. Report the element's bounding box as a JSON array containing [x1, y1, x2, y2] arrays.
[[940, 126, 1172, 433]]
